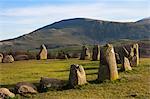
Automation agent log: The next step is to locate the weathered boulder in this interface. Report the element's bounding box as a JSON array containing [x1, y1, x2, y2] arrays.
[[80, 46, 90, 60], [0, 88, 15, 99], [0, 53, 3, 63], [2, 55, 14, 63], [38, 44, 47, 60], [122, 57, 132, 71], [14, 55, 29, 61], [39, 77, 66, 92], [129, 44, 139, 66], [98, 44, 119, 81], [92, 45, 100, 61], [15, 82, 37, 95], [69, 64, 87, 87]]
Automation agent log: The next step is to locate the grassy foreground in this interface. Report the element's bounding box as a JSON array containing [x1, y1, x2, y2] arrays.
[[0, 58, 150, 99]]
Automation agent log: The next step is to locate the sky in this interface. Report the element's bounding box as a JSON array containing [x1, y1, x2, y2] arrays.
[[0, 0, 149, 40]]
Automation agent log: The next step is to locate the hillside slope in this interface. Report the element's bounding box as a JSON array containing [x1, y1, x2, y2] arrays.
[[0, 18, 150, 51]]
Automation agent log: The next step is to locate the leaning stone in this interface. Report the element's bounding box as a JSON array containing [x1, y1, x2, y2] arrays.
[[98, 44, 119, 81], [122, 47, 129, 57], [92, 45, 100, 61], [69, 64, 87, 87], [119, 47, 129, 63], [122, 57, 132, 71], [0, 53, 3, 63], [15, 82, 37, 95], [0, 88, 15, 98], [80, 46, 90, 60], [39, 77, 66, 92], [38, 44, 47, 60], [2, 55, 14, 63]]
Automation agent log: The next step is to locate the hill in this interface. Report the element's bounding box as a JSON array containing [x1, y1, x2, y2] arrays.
[[0, 18, 150, 51]]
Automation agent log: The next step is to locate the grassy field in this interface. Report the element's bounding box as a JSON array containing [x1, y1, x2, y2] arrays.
[[0, 58, 150, 99]]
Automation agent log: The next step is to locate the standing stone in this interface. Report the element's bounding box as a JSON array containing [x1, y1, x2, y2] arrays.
[[122, 57, 132, 71], [69, 64, 87, 87], [80, 46, 90, 60], [38, 44, 47, 60], [115, 53, 121, 64], [0, 53, 3, 63], [98, 44, 119, 81], [129, 44, 139, 66], [119, 47, 129, 62], [0, 88, 15, 99], [118, 47, 130, 67], [2, 55, 14, 63], [92, 45, 100, 61]]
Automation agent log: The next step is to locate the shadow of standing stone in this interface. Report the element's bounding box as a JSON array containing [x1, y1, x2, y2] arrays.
[[69, 64, 87, 87], [98, 44, 119, 81]]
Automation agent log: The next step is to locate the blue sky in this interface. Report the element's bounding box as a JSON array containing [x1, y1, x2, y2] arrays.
[[0, 0, 149, 40]]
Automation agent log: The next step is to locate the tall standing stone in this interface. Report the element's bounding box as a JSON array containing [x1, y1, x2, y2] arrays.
[[80, 46, 90, 60], [129, 44, 139, 66], [38, 44, 47, 60], [122, 57, 132, 71], [69, 64, 87, 87], [92, 45, 100, 61], [0, 53, 3, 63], [2, 55, 14, 63], [98, 44, 119, 81]]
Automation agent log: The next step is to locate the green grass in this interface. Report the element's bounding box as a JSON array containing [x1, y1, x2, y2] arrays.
[[0, 58, 150, 99]]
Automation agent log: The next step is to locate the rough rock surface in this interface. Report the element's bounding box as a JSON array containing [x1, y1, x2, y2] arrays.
[[98, 44, 119, 81], [0, 88, 15, 98], [80, 46, 90, 60], [2, 55, 14, 63], [129, 44, 139, 66], [122, 57, 132, 71], [69, 64, 87, 87], [15, 82, 37, 95], [38, 44, 47, 60]]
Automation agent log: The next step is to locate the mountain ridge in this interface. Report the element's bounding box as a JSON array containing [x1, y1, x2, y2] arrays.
[[0, 17, 150, 51]]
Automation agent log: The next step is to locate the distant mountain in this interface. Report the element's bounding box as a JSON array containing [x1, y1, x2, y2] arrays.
[[0, 18, 150, 51]]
